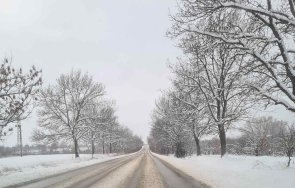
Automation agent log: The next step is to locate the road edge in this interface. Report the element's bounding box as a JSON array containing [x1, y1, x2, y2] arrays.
[[151, 152, 211, 188], [4, 152, 139, 188]]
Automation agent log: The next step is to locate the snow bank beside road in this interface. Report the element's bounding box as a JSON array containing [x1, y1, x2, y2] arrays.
[[0, 153, 125, 187], [154, 153, 295, 188]]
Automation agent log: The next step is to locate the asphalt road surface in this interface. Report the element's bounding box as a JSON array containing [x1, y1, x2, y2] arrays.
[[6, 148, 209, 188]]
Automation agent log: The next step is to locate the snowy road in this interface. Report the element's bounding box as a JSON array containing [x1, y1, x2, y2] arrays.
[[6, 149, 208, 188]]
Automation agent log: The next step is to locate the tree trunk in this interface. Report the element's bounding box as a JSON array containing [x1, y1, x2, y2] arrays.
[[91, 139, 95, 159], [109, 143, 112, 153], [73, 137, 79, 158], [91, 131, 95, 159], [218, 124, 226, 157], [175, 142, 186, 158], [193, 132, 201, 156], [255, 148, 259, 156], [102, 139, 105, 154], [287, 150, 293, 167]]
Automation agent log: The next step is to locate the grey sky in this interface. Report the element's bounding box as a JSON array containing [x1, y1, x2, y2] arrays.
[[0, 0, 181, 145]]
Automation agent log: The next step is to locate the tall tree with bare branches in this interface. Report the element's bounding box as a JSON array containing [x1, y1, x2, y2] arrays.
[[171, 46, 255, 156], [169, 0, 295, 113], [33, 70, 104, 158], [0, 58, 42, 139], [168, 86, 211, 156]]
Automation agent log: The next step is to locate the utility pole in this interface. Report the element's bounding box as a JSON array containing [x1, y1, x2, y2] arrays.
[[16, 122, 23, 157]]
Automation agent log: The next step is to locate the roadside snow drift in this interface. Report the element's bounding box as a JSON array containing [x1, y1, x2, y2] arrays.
[[0, 154, 125, 187], [154, 153, 295, 188]]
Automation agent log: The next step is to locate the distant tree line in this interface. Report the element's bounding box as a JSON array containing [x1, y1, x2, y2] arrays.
[[0, 144, 71, 157], [0, 138, 141, 158]]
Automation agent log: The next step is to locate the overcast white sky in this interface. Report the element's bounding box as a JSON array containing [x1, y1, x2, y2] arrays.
[[0, 0, 182, 145], [1, 0, 294, 146]]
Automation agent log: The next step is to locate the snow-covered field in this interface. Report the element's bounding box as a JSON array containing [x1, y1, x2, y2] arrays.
[[0, 153, 126, 187], [154, 153, 295, 188]]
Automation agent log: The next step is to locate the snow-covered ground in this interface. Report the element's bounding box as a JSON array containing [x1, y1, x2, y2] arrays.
[[154, 153, 295, 188], [0, 153, 126, 187]]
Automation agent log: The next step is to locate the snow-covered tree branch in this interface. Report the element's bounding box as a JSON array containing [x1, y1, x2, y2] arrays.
[[0, 58, 42, 140]]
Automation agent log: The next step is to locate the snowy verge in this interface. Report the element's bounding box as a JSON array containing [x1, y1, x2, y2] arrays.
[[153, 153, 295, 188], [0, 153, 128, 187]]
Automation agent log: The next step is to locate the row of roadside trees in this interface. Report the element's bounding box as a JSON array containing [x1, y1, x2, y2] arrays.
[[0, 61, 142, 158], [148, 0, 295, 166], [32, 70, 143, 158]]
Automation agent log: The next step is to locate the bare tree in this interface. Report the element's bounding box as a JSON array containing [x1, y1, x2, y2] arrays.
[[117, 127, 143, 153], [148, 118, 174, 155], [0, 58, 42, 139], [108, 125, 143, 154], [240, 117, 285, 156], [277, 124, 295, 167], [168, 86, 211, 156], [81, 103, 103, 158], [33, 70, 104, 158], [81, 101, 117, 157], [149, 95, 192, 158], [169, 0, 295, 114], [171, 46, 254, 156], [80, 101, 143, 157], [90, 104, 118, 154]]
